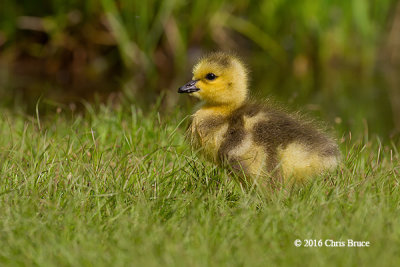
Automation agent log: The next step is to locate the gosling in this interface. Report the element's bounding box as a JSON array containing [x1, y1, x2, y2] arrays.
[[178, 52, 340, 185]]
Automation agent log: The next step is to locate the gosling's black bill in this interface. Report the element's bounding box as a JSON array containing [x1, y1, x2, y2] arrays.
[[178, 80, 200, 93]]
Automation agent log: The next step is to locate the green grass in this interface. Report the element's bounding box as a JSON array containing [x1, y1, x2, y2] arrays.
[[0, 104, 399, 266]]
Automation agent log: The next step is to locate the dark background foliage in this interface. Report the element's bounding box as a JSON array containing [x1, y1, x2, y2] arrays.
[[1, 0, 400, 139]]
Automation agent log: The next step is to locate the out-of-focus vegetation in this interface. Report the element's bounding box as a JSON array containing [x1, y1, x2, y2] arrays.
[[1, 0, 400, 138]]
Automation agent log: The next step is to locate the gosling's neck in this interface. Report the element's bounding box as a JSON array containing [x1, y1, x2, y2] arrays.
[[198, 98, 246, 117]]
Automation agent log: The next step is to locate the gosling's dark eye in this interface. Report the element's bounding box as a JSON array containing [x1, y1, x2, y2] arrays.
[[205, 73, 217, 81]]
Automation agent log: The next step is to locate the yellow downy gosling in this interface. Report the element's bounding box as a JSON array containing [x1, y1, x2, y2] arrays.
[[178, 52, 340, 185]]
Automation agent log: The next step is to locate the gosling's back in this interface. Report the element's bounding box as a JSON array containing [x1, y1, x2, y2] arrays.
[[190, 101, 340, 183]]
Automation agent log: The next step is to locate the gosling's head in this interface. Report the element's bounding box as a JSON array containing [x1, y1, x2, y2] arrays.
[[178, 52, 249, 107]]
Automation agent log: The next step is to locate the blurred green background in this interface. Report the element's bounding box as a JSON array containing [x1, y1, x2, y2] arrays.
[[1, 0, 400, 139]]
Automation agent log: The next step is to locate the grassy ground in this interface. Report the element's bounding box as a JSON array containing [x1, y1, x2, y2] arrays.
[[0, 104, 399, 266]]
